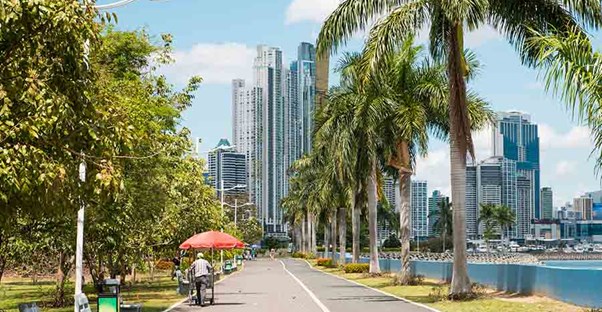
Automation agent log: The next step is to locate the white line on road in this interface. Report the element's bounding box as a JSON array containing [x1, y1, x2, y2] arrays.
[[303, 260, 440, 312], [280, 260, 331, 312]]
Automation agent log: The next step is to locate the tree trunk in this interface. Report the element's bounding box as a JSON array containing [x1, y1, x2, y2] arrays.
[[352, 190, 361, 263], [448, 21, 472, 297], [312, 214, 317, 254], [397, 170, 412, 283], [324, 222, 330, 258], [0, 254, 5, 283], [367, 161, 380, 274], [330, 209, 337, 263], [338, 207, 347, 266], [301, 215, 307, 253], [54, 252, 74, 307]]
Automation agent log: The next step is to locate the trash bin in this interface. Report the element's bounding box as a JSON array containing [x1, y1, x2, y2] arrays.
[[98, 279, 120, 312], [236, 255, 243, 266]]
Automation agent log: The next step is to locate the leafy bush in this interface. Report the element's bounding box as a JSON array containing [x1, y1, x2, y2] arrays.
[[343, 263, 369, 273], [155, 259, 173, 270], [292, 252, 307, 259], [316, 258, 336, 267], [383, 234, 401, 248]]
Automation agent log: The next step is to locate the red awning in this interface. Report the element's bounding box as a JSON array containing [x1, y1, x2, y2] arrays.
[[179, 231, 245, 250]]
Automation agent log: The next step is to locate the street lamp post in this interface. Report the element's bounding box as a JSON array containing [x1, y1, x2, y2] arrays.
[[217, 181, 246, 270], [222, 200, 253, 227]]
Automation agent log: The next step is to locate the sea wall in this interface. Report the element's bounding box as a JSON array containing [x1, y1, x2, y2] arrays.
[[322, 252, 602, 308], [407, 259, 602, 308]]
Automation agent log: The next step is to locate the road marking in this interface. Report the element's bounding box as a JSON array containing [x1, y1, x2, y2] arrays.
[[302, 259, 440, 312], [163, 263, 245, 312], [280, 260, 331, 312]]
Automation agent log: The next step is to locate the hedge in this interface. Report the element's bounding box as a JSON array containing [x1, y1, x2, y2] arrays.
[[343, 263, 369, 273]]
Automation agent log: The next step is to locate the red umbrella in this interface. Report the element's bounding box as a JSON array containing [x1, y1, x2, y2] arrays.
[[179, 231, 244, 250]]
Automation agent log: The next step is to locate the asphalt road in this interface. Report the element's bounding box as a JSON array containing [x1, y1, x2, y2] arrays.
[[170, 258, 434, 312]]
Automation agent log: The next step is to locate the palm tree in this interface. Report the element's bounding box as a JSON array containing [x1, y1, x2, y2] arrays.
[[430, 198, 453, 252], [317, 0, 601, 296], [375, 37, 492, 284], [495, 205, 516, 252], [478, 203, 497, 253], [528, 28, 602, 171]]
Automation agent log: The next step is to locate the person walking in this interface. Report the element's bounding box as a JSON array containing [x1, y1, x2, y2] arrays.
[[171, 254, 181, 280], [189, 253, 212, 306], [270, 248, 275, 261]]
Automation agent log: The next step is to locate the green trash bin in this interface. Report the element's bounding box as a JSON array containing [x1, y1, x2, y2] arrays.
[[236, 255, 243, 266]]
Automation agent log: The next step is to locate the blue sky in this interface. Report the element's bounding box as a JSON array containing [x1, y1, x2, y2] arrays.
[[102, 0, 601, 207]]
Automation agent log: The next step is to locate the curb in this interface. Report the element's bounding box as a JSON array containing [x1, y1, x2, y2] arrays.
[[163, 263, 245, 312], [302, 259, 440, 312]]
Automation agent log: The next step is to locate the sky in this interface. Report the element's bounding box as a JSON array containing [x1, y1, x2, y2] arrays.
[[100, 0, 602, 208]]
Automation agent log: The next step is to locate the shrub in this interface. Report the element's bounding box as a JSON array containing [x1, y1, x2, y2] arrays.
[[292, 252, 307, 259], [343, 263, 369, 273], [155, 259, 173, 271], [316, 258, 336, 267]]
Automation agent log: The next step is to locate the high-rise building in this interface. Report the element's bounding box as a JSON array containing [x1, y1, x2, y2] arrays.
[[492, 111, 541, 220], [428, 190, 448, 237], [541, 187, 554, 220], [232, 43, 316, 236], [297, 42, 316, 154], [232, 82, 262, 205], [384, 176, 398, 211], [411, 180, 428, 239], [574, 196, 593, 220], [207, 139, 247, 198], [465, 157, 521, 238]]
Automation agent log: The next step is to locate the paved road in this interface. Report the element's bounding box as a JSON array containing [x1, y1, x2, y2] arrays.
[[171, 259, 433, 312]]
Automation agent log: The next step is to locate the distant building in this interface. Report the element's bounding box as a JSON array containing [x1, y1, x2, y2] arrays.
[[428, 190, 448, 237], [492, 111, 540, 220], [574, 196, 594, 220], [540, 187, 554, 220], [207, 139, 247, 198], [586, 190, 602, 203], [411, 180, 428, 239], [593, 203, 602, 220], [383, 176, 398, 211], [466, 156, 520, 238]]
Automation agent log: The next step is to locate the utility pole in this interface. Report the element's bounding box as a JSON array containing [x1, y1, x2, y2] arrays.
[[74, 159, 86, 311], [234, 198, 238, 227]]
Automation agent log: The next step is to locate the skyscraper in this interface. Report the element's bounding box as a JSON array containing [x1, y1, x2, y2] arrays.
[[541, 187, 554, 220], [232, 82, 262, 205], [232, 43, 316, 236], [492, 111, 541, 220], [297, 42, 316, 154], [411, 180, 428, 239], [428, 190, 448, 237], [207, 139, 247, 198], [465, 156, 522, 238]]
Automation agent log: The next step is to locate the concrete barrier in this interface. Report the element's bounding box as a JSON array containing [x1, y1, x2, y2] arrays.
[[319, 252, 602, 308]]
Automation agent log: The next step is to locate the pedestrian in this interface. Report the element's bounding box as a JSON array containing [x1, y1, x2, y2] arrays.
[[270, 248, 275, 260], [171, 254, 181, 280], [189, 253, 212, 306]]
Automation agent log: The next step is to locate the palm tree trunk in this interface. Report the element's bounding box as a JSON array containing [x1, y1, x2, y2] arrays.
[[367, 160, 380, 274], [352, 189, 361, 263], [448, 21, 472, 297], [324, 222, 330, 258], [394, 141, 412, 284], [397, 172, 412, 283], [330, 209, 337, 263], [338, 207, 346, 265], [311, 214, 317, 254], [301, 214, 307, 253]]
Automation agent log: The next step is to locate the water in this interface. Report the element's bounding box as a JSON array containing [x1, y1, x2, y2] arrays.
[[543, 260, 602, 269]]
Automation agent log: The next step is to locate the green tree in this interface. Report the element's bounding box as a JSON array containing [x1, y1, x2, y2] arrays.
[[430, 198, 453, 252], [478, 203, 498, 253], [495, 205, 516, 252], [317, 0, 601, 296]]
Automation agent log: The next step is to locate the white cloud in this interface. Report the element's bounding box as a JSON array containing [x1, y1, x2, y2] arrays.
[[465, 26, 500, 48], [159, 43, 255, 85], [473, 126, 492, 161], [555, 160, 577, 177], [415, 148, 451, 196], [285, 0, 340, 25], [539, 124, 591, 149]]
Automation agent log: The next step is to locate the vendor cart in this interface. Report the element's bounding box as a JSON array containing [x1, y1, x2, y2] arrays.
[[179, 231, 244, 307]]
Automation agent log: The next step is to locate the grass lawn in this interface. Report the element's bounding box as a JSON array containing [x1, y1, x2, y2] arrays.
[[312, 262, 584, 312], [0, 274, 184, 312]]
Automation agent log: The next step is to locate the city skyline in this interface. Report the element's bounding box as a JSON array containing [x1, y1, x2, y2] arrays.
[[106, 0, 602, 208], [233, 42, 317, 235]]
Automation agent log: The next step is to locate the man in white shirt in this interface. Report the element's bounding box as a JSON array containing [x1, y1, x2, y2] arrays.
[[189, 253, 212, 306]]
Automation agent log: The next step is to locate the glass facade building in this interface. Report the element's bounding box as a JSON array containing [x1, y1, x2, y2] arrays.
[[411, 180, 428, 239]]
